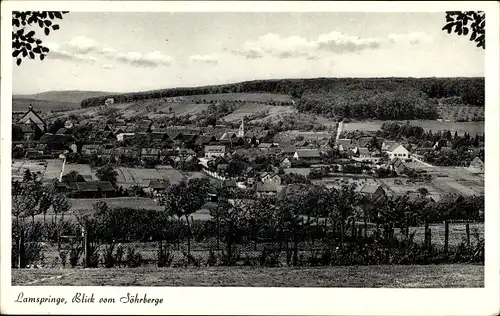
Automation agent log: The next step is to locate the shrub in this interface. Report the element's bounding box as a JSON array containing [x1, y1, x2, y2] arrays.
[[59, 250, 68, 268], [259, 248, 280, 267], [114, 244, 125, 267], [206, 249, 218, 266], [103, 244, 116, 268], [157, 247, 174, 267], [69, 246, 83, 268], [125, 247, 143, 268]]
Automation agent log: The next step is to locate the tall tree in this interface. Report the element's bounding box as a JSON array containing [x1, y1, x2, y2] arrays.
[[96, 165, 118, 186], [164, 178, 209, 256], [12, 177, 43, 268]]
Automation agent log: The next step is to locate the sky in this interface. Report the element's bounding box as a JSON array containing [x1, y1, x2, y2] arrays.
[[12, 12, 485, 95]]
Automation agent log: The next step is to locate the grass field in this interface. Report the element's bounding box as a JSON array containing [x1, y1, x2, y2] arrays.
[[343, 120, 484, 136], [224, 104, 295, 122], [11, 264, 484, 287], [176, 92, 293, 103]]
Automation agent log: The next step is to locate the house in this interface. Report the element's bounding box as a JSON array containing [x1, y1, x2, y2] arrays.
[[293, 149, 321, 160], [386, 143, 410, 160], [255, 130, 272, 144], [81, 144, 103, 157], [14, 123, 36, 141], [255, 182, 282, 197], [280, 157, 292, 169], [147, 179, 169, 194], [17, 105, 46, 135], [141, 148, 160, 161], [70, 181, 116, 198], [55, 128, 69, 135], [468, 157, 484, 172], [357, 137, 373, 148], [204, 145, 227, 158], [101, 148, 114, 161], [392, 157, 408, 175], [336, 138, 354, 152], [356, 184, 387, 208], [356, 147, 371, 158], [194, 135, 217, 147], [257, 142, 274, 151], [381, 140, 397, 152], [25, 144, 48, 158], [281, 146, 297, 157], [105, 98, 115, 106], [116, 132, 136, 142], [261, 172, 282, 185], [294, 140, 310, 148]]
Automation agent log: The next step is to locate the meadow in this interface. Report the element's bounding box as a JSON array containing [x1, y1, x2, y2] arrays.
[[343, 120, 484, 136], [12, 264, 484, 287]]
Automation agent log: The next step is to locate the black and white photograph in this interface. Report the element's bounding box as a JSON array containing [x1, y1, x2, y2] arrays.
[[1, 1, 499, 315]]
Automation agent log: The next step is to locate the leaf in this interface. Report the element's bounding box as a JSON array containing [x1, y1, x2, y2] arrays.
[[29, 51, 35, 59], [44, 27, 50, 36], [16, 58, 22, 66], [16, 28, 24, 36], [26, 43, 32, 50], [52, 24, 60, 30], [12, 49, 21, 57], [38, 20, 44, 28], [27, 30, 35, 37], [22, 49, 27, 57], [41, 46, 49, 53], [40, 54, 45, 61], [54, 12, 62, 19], [48, 12, 54, 19], [36, 39, 42, 44], [463, 27, 469, 36], [44, 20, 52, 26], [33, 47, 41, 54]]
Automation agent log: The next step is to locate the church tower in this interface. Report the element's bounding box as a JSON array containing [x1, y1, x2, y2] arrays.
[[238, 118, 245, 137]]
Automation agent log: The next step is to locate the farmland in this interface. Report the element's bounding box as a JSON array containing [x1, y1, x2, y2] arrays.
[[343, 120, 484, 136], [12, 264, 484, 287], [225, 104, 295, 123]]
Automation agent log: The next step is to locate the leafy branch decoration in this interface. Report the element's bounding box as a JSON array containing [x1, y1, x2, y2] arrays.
[[442, 11, 485, 49], [12, 11, 69, 65]]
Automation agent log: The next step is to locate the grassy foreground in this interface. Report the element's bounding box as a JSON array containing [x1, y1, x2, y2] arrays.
[[12, 264, 483, 288]]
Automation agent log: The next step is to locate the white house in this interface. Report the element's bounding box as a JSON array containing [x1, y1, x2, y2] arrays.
[[105, 98, 115, 106], [204, 145, 227, 158], [386, 143, 410, 160]]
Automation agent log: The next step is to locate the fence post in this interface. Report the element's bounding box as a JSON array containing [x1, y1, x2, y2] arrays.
[[466, 222, 470, 248], [444, 221, 449, 254], [424, 221, 429, 249], [351, 220, 356, 238]]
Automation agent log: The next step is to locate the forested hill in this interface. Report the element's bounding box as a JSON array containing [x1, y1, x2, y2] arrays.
[[80, 77, 484, 120]]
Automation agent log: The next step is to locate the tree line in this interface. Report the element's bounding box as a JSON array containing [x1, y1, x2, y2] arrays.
[[80, 77, 484, 111]]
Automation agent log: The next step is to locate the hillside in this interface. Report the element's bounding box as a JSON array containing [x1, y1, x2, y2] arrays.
[[14, 90, 119, 104], [81, 77, 484, 108], [79, 77, 484, 121]]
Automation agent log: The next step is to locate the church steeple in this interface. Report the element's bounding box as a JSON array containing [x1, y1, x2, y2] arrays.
[[238, 118, 245, 137]]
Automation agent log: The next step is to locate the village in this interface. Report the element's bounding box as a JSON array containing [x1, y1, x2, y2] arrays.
[[12, 102, 484, 210]]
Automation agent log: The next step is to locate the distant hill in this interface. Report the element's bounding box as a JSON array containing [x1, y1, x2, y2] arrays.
[[12, 98, 81, 112], [13, 90, 119, 104]]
